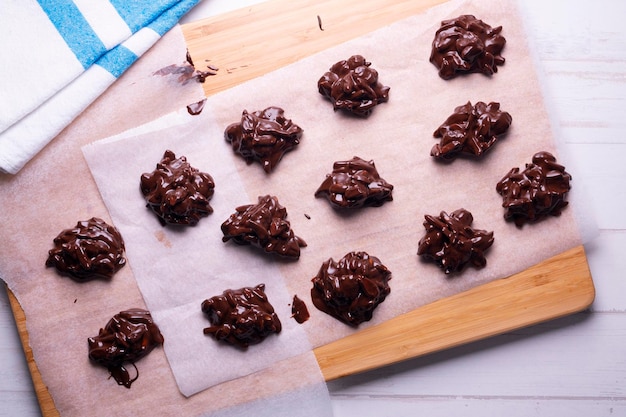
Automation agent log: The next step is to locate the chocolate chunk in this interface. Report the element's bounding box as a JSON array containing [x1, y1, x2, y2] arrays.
[[430, 15, 506, 80], [221, 195, 307, 259], [318, 54, 390, 117], [311, 251, 391, 326], [417, 209, 494, 274], [201, 284, 282, 349], [315, 156, 394, 208], [224, 106, 303, 173], [496, 151, 572, 227], [431, 101, 512, 161], [291, 295, 310, 324], [140, 150, 215, 226], [88, 309, 164, 388], [187, 98, 207, 115], [46, 217, 126, 282]]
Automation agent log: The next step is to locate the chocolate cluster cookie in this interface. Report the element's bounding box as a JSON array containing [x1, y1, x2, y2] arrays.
[[46, 217, 126, 282], [201, 284, 282, 349], [432, 101, 512, 161], [140, 150, 215, 226], [311, 251, 392, 326], [315, 156, 394, 209], [417, 208, 494, 274], [430, 15, 506, 79], [496, 151, 572, 227], [221, 195, 307, 259], [88, 309, 164, 388], [224, 106, 303, 173], [318, 55, 390, 117]]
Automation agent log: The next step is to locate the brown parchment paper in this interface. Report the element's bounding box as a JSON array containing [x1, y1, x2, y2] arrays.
[[0, 24, 332, 417], [83, 0, 590, 399]]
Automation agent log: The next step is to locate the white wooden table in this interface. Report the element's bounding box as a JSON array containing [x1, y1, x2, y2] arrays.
[[2, 1, 625, 415]]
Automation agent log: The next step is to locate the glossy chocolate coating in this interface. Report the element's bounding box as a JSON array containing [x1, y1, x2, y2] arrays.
[[496, 151, 572, 227], [318, 55, 390, 117], [140, 150, 215, 226], [311, 251, 391, 326], [417, 209, 494, 274], [315, 156, 394, 209], [224, 106, 303, 173], [291, 295, 310, 324], [88, 309, 164, 388], [46, 217, 126, 281], [201, 284, 282, 349], [221, 195, 307, 259], [430, 15, 506, 80], [432, 101, 512, 161], [186, 98, 206, 115]]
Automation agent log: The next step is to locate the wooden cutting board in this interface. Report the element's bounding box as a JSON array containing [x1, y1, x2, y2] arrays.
[[9, 0, 595, 415]]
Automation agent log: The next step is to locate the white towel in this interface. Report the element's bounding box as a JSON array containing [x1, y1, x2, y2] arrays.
[[0, 0, 201, 174]]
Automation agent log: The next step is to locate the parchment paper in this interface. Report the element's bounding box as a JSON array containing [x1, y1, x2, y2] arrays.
[[0, 24, 332, 417], [84, 0, 594, 399], [83, 109, 315, 396]]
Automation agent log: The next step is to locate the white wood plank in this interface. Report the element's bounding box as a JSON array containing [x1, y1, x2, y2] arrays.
[[328, 312, 626, 399], [0, 288, 40, 416], [331, 398, 626, 417], [0, 392, 41, 417], [563, 144, 626, 230], [585, 231, 626, 312]]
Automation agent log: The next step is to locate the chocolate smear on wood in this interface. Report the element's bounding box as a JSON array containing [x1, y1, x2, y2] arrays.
[[317, 15, 324, 31]]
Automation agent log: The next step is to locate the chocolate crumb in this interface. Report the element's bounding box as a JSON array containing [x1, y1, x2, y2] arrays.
[[187, 98, 207, 115], [291, 295, 310, 324]]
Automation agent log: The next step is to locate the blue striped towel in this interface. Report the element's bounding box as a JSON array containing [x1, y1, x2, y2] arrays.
[[0, 0, 201, 174]]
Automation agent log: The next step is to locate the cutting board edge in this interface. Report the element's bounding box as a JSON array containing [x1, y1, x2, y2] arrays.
[[313, 244, 594, 381]]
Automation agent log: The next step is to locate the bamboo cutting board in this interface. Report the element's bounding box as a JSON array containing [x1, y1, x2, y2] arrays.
[[9, 0, 594, 415]]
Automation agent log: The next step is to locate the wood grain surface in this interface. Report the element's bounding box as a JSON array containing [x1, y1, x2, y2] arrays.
[[8, 0, 595, 415]]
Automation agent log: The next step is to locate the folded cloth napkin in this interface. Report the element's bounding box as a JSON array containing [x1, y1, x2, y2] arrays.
[[0, 0, 201, 174]]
